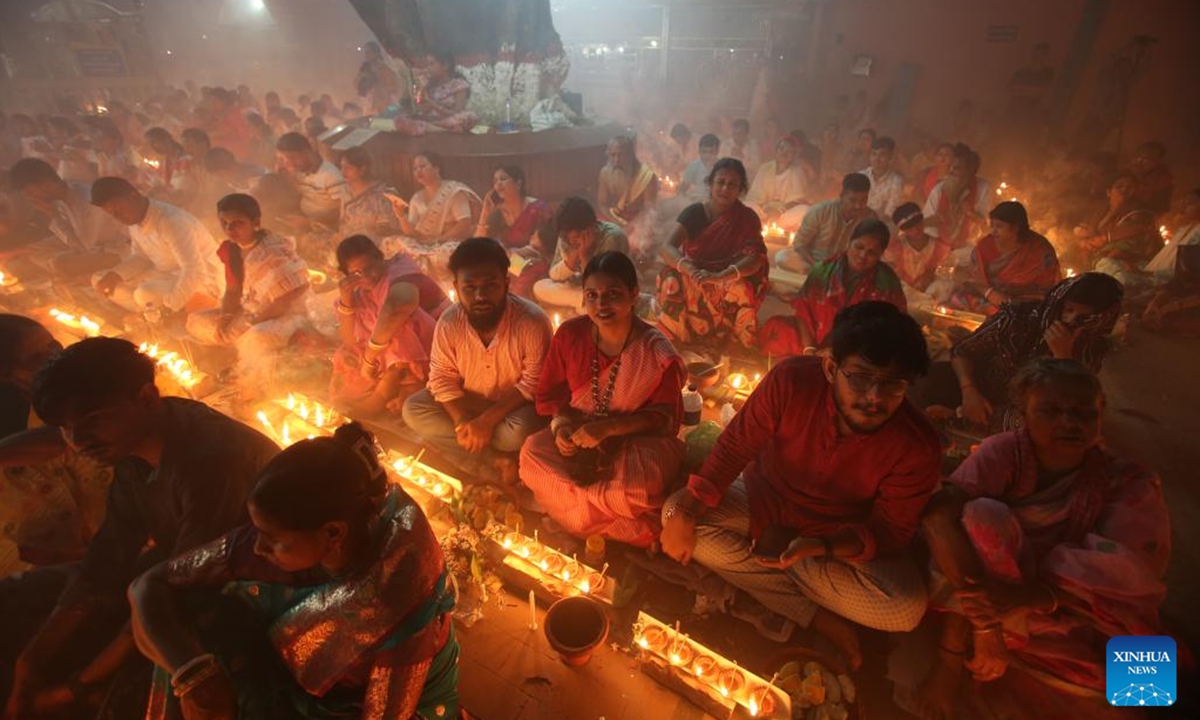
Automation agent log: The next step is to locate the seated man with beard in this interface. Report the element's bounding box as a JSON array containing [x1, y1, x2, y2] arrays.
[[660, 301, 940, 668], [404, 238, 552, 485]]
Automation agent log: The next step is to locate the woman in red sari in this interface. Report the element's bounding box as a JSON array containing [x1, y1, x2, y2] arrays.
[[657, 157, 767, 350], [475, 165, 555, 298], [949, 201, 1061, 314], [917, 359, 1171, 720], [520, 251, 686, 547], [761, 219, 907, 356]]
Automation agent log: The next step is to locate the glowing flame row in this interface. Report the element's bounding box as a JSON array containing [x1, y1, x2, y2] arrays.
[[0, 270, 15, 287], [389, 453, 461, 500], [633, 612, 783, 717], [49, 308, 101, 337], [1160, 225, 1171, 246], [760, 221, 787, 239], [138, 343, 200, 388], [497, 529, 605, 597]]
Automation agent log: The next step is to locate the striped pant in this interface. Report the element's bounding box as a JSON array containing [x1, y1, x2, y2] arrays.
[[669, 479, 929, 632]]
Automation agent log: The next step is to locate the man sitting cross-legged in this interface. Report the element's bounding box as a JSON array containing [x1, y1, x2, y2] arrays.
[[660, 301, 940, 667], [403, 237, 552, 485]]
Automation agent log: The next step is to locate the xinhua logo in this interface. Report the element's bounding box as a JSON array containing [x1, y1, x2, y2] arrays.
[[1106, 636, 1176, 707]]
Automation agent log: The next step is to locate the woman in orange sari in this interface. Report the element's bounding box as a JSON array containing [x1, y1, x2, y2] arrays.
[[657, 157, 767, 350], [520, 252, 685, 547], [949, 201, 1061, 314]]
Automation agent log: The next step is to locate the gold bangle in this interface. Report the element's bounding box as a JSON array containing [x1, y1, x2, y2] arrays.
[[336, 301, 355, 315], [366, 338, 388, 351]]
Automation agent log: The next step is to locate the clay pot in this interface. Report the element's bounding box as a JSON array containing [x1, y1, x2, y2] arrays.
[[686, 361, 722, 390], [543, 596, 609, 666]]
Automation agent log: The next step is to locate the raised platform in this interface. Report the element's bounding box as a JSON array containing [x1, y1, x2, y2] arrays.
[[355, 123, 625, 200]]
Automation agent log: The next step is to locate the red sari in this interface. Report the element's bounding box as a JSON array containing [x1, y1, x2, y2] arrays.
[[951, 231, 1061, 313], [519, 316, 685, 546], [760, 253, 908, 355], [656, 201, 767, 348]]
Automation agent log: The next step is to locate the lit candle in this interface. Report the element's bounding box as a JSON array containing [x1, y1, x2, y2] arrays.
[[1066, 267, 1077, 278], [693, 655, 717, 678], [281, 422, 292, 447], [528, 589, 538, 630], [448, 288, 457, 304], [727, 372, 748, 390], [552, 312, 562, 330]]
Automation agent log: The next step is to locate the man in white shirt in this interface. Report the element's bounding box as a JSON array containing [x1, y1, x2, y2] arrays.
[[679, 134, 720, 202], [8, 158, 124, 277], [275, 132, 349, 227], [403, 237, 552, 485], [860, 136, 904, 220], [721, 118, 762, 178], [90, 177, 223, 315]]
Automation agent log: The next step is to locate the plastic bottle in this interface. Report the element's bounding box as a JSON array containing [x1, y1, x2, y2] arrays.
[[584, 534, 605, 566], [719, 402, 736, 426], [682, 384, 702, 426]]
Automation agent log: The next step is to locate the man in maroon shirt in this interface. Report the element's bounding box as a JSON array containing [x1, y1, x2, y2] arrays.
[[661, 301, 941, 667]]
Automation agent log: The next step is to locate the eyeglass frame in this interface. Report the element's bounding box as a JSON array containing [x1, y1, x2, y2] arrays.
[[835, 364, 911, 397]]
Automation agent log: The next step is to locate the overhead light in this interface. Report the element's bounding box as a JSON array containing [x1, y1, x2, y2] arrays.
[[249, 0, 266, 11], [650, 40, 659, 48]]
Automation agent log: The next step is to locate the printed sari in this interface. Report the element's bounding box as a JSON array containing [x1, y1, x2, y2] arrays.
[[520, 316, 686, 547], [656, 201, 767, 348], [330, 253, 448, 405], [144, 487, 459, 720], [940, 429, 1170, 702], [341, 181, 404, 239], [949, 231, 1061, 313], [760, 252, 907, 355], [1090, 203, 1159, 283], [382, 181, 481, 279], [950, 273, 1123, 432]]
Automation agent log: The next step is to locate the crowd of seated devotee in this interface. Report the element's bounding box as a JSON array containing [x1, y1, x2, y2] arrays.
[[0, 76, 1194, 720]]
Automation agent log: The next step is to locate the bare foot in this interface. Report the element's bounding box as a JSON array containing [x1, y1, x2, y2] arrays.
[[811, 607, 862, 670], [917, 656, 963, 720]]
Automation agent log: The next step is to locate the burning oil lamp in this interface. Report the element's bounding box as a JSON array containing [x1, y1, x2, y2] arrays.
[[692, 655, 717, 679], [717, 667, 745, 698], [0, 270, 16, 288], [637, 626, 667, 652], [747, 687, 776, 717]]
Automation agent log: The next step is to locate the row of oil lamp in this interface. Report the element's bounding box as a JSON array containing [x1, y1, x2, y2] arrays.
[[761, 221, 788, 239], [634, 612, 787, 718], [48, 307, 103, 337], [138, 343, 202, 390], [495, 527, 608, 598]]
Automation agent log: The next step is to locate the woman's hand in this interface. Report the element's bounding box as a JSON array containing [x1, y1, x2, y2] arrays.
[[570, 421, 611, 449], [554, 424, 579, 456], [1043, 320, 1081, 359], [960, 387, 993, 427], [383, 192, 409, 217]]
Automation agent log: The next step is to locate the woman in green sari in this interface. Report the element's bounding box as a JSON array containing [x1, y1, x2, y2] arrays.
[[129, 423, 459, 720]]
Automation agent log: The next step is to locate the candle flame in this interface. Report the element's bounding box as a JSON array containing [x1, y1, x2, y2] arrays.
[[580, 579, 591, 594], [1066, 267, 1077, 278], [281, 423, 291, 446], [286, 393, 296, 410], [553, 312, 561, 329], [637, 636, 649, 649], [448, 288, 457, 304], [748, 697, 759, 716], [306, 268, 327, 285]]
